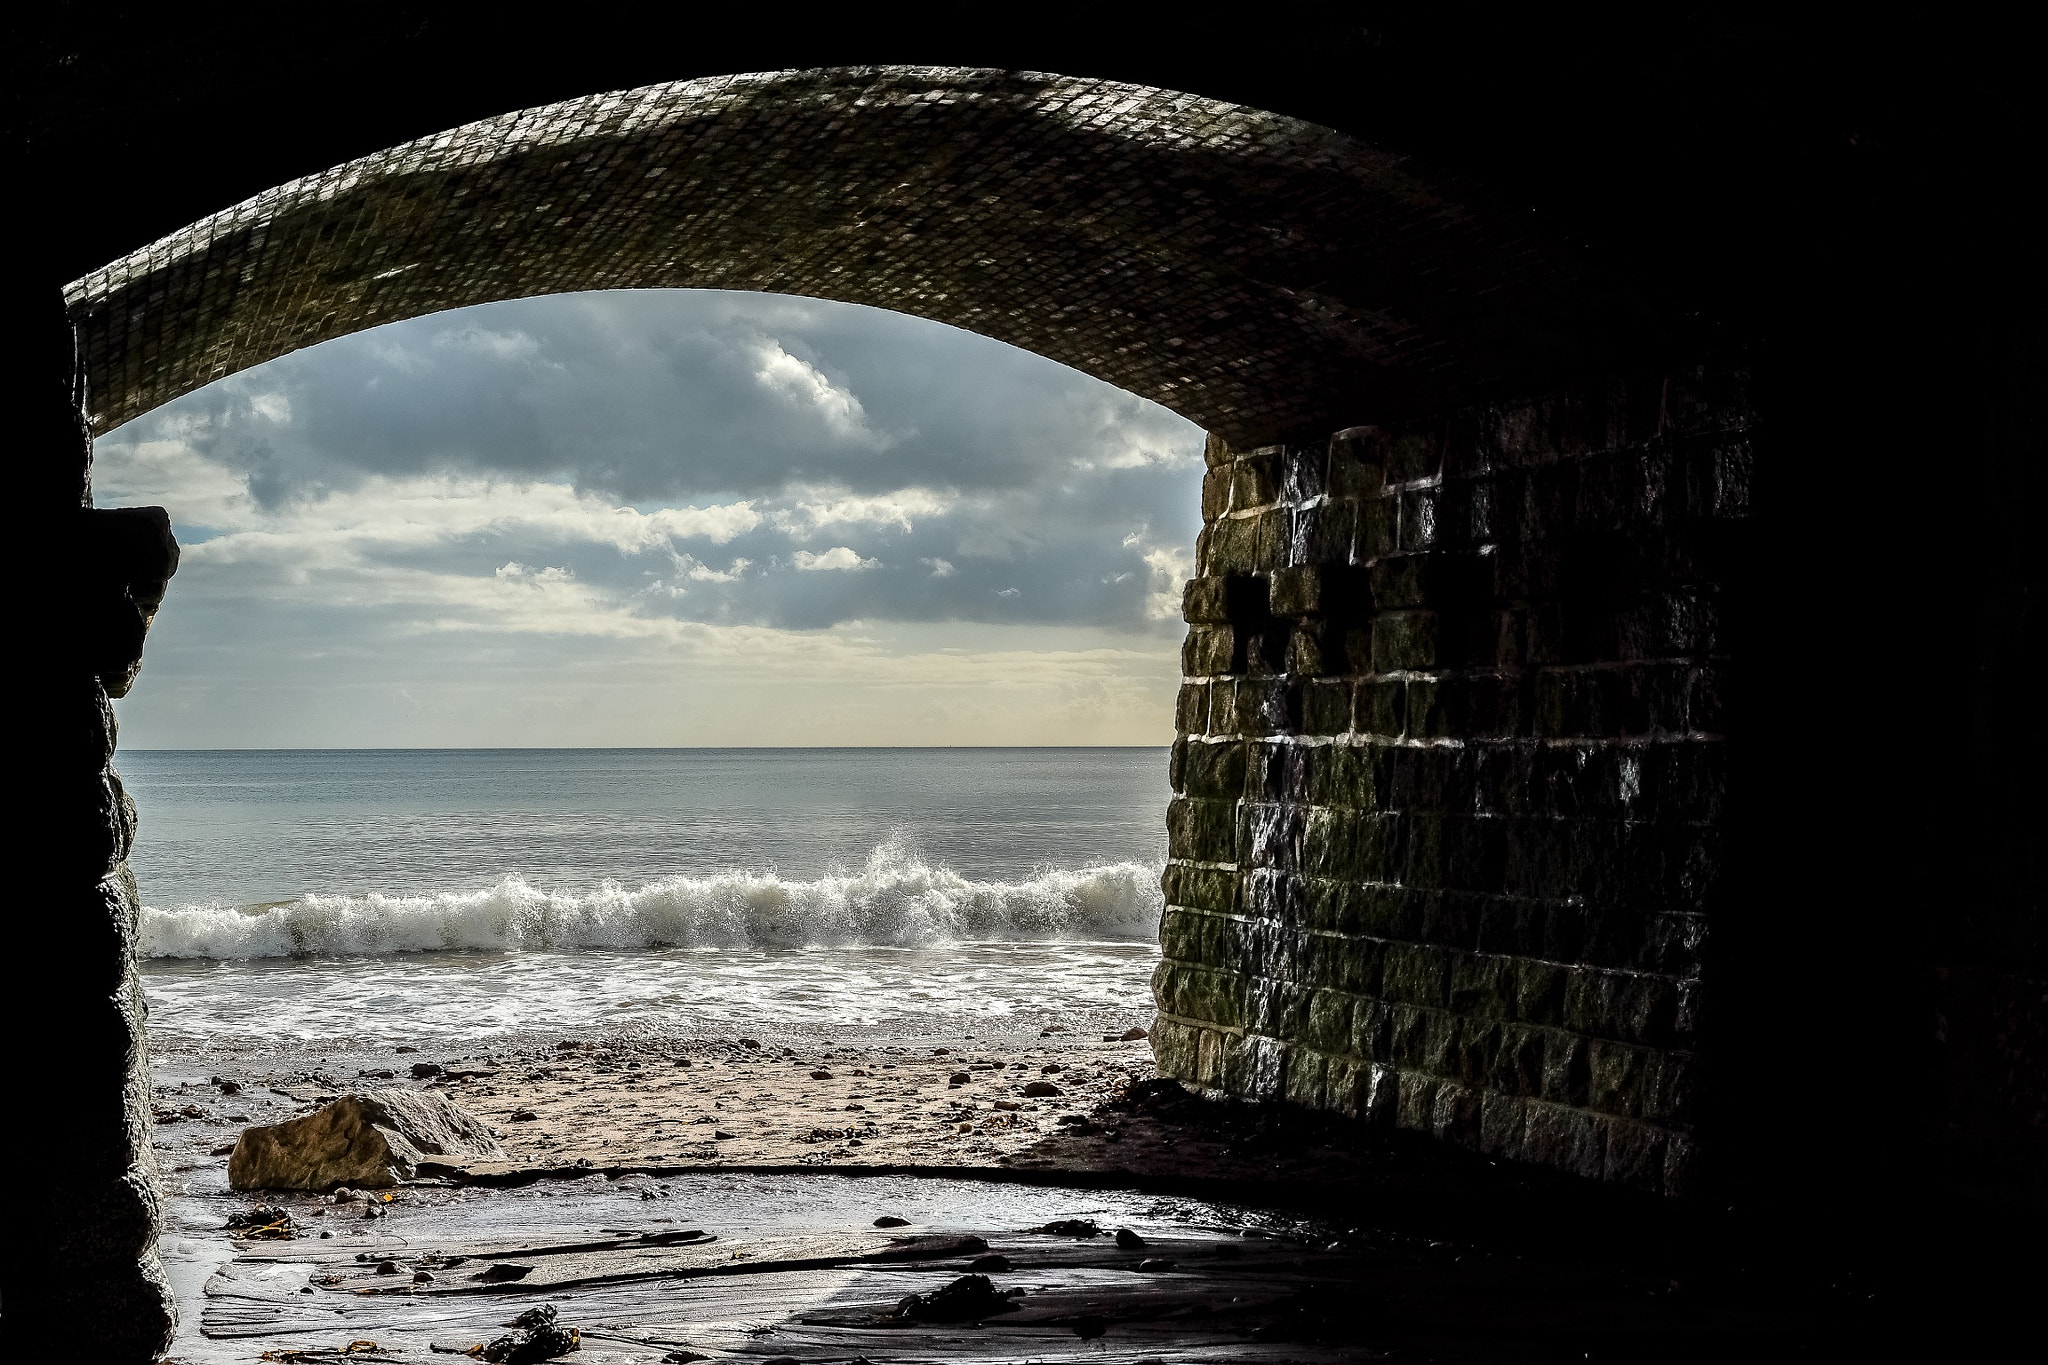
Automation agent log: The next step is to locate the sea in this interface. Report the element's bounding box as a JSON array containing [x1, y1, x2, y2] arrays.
[[123, 748, 1170, 1052]]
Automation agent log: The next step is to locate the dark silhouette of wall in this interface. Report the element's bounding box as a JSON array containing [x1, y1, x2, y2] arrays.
[[7, 8, 2039, 1358]]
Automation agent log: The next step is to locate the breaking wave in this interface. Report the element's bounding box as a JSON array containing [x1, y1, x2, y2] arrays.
[[137, 840, 1163, 960]]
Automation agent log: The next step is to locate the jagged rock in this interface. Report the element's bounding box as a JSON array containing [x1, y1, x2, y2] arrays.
[[894, 1273, 1018, 1322], [228, 1089, 506, 1190]]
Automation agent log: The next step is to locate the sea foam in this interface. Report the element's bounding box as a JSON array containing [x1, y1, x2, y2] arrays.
[[137, 840, 1163, 960]]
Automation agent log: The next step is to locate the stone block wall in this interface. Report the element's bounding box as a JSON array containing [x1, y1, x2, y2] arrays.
[[1151, 370, 1754, 1195]]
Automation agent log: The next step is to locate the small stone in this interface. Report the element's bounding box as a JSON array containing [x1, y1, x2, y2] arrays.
[[510, 1108, 539, 1121], [224, 1205, 294, 1239], [969, 1253, 1012, 1271], [874, 1215, 910, 1228], [1022, 1081, 1062, 1097], [475, 1263, 533, 1283], [948, 1072, 971, 1085], [811, 1070, 834, 1080], [376, 1259, 402, 1275], [1035, 1218, 1101, 1238], [410, 1062, 444, 1079], [412, 1270, 434, 1283], [395, 1046, 418, 1054], [714, 1130, 736, 1140], [993, 1100, 1022, 1111], [1138, 1257, 1176, 1271], [739, 1038, 761, 1049], [1114, 1227, 1147, 1250], [1118, 1027, 1150, 1041], [212, 1077, 242, 1095], [1041, 1063, 1064, 1073]]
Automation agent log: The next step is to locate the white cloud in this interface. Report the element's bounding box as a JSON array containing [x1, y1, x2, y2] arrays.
[[170, 470, 761, 565], [922, 557, 955, 577], [995, 587, 1021, 599], [790, 546, 878, 572], [247, 392, 292, 424], [1140, 544, 1195, 620], [772, 485, 955, 534], [682, 556, 752, 583], [750, 341, 888, 446]]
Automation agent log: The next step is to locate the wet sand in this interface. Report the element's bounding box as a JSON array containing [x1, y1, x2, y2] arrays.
[[145, 1028, 2035, 1363], [151, 1025, 1162, 1181]]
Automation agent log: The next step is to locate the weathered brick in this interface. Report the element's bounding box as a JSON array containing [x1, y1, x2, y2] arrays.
[[1182, 573, 1268, 625], [1155, 382, 1748, 1195], [1328, 428, 1387, 499], [1230, 450, 1280, 506], [1201, 466, 1231, 521], [1162, 862, 1240, 915], [1181, 624, 1235, 676], [1166, 796, 1238, 864], [1523, 1101, 1606, 1180], [1372, 611, 1439, 671], [1386, 426, 1442, 484], [1301, 679, 1352, 734], [1179, 737, 1247, 799]]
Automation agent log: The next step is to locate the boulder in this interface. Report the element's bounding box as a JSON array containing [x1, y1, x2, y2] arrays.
[[228, 1089, 506, 1191]]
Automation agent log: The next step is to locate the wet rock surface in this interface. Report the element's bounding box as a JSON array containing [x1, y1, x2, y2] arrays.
[[228, 1089, 506, 1191]]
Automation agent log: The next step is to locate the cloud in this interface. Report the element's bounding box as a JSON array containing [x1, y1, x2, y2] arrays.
[[749, 341, 891, 447], [790, 546, 877, 572], [772, 485, 954, 533], [92, 289, 1207, 747]]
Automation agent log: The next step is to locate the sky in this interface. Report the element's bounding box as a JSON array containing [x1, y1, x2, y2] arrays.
[[93, 289, 1206, 748]]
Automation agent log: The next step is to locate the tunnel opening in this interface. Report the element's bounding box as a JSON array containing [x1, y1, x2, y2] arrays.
[[23, 46, 2039, 1361]]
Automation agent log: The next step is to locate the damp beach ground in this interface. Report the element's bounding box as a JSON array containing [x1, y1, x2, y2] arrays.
[[143, 1017, 2024, 1364]]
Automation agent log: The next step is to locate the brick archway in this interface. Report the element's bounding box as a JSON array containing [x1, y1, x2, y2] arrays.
[[47, 44, 2048, 1361], [65, 66, 1612, 446], [49, 71, 1740, 1357]]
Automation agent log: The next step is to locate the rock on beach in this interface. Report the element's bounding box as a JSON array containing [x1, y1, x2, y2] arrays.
[[228, 1089, 506, 1191]]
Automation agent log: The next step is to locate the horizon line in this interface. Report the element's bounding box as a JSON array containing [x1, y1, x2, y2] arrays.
[[118, 743, 1169, 752]]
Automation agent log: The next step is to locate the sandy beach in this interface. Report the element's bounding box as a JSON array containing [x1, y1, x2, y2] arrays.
[[150, 1027, 1166, 1182]]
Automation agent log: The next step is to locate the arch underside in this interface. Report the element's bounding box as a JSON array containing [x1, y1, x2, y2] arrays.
[[68, 67, 1615, 444]]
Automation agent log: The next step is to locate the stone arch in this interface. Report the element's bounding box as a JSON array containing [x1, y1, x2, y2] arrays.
[[65, 66, 1609, 445], [63, 64, 1730, 1215]]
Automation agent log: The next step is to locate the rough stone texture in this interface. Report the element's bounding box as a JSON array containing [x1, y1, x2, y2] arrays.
[[2, 284, 179, 1358], [229, 1090, 508, 1191], [17, 681, 179, 1355], [1152, 370, 1752, 1195], [63, 67, 1614, 448]]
